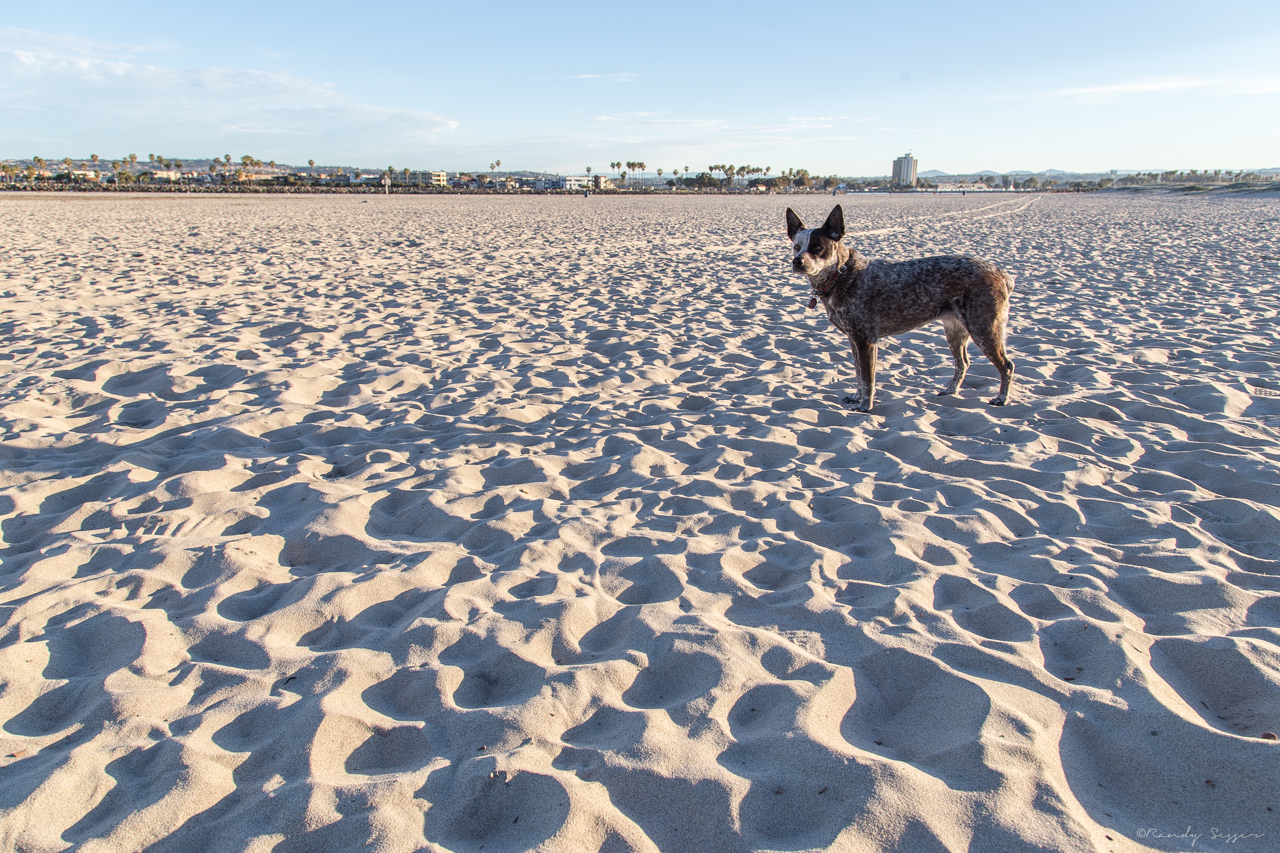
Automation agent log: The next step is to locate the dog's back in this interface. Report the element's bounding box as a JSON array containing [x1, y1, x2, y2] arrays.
[[841, 255, 1013, 339]]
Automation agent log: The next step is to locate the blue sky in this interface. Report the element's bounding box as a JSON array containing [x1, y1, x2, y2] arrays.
[[3, 1, 1278, 175]]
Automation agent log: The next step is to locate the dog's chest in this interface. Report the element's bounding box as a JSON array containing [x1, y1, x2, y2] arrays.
[[823, 300, 844, 331], [821, 280, 870, 334]]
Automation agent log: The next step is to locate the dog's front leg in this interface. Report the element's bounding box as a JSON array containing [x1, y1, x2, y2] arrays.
[[856, 340, 878, 411], [846, 337, 877, 412], [842, 332, 863, 407]]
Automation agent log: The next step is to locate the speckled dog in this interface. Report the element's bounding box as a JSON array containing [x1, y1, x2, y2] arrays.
[[787, 204, 1016, 412]]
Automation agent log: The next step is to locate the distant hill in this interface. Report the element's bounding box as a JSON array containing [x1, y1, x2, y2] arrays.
[[921, 169, 1018, 178], [921, 168, 1087, 178]]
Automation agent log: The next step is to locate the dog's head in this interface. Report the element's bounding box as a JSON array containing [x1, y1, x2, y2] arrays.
[[786, 205, 846, 277]]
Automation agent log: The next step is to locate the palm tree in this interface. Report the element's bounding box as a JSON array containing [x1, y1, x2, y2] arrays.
[[586, 166, 592, 179], [657, 168, 663, 185], [308, 159, 315, 173]]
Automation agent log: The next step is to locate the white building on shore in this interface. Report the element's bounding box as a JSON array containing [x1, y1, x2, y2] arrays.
[[892, 153, 918, 187]]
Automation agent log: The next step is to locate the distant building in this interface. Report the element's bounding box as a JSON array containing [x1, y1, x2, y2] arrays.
[[892, 153, 918, 187], [428, 171, 448, 187], [536, 176, 591, 191], [593, 175, 614, 191]]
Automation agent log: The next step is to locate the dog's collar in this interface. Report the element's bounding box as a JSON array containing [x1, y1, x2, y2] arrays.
[[807, 246, 854, 309], [814, 267, 845, 296], [815, 245, 854, 296], [811, 260, 848, 300]]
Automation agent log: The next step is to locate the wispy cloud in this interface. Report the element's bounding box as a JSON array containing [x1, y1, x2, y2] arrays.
[[0, 27, 173, 61], [987, 75, 1280, 103], [0, 27, 457, 158], [589, 112, 869, 140]]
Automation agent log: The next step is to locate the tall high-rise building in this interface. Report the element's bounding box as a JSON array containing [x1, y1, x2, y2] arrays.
[[892, 153, 918, 186]]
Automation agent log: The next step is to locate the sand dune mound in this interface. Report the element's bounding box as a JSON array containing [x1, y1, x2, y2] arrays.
[[1, 192, 1278, 851]]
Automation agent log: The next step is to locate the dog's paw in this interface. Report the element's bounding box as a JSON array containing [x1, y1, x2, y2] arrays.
[[988, 396, 1007, 406], [842, 394, 862, 406]]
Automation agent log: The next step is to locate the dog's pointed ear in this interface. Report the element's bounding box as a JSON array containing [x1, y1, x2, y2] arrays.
[[786, 208, 804, 240], [823, 205, 845, 240]]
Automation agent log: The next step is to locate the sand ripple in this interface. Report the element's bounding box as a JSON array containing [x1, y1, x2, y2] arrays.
[[1, 192, 1279, 851]]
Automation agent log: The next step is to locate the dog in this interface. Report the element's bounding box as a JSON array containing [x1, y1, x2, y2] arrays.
[[787, 205, 1016, 412]]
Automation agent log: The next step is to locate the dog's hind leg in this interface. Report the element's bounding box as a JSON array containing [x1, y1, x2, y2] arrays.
[[939, 314, 970, 396], [969, 322, 1015, 406]]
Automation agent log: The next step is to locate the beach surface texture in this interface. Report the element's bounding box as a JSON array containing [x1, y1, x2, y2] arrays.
[[1, 192, 1279, 852]]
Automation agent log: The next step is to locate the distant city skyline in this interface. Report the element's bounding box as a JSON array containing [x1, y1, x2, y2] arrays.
[[3, 1, 1278, 175], [10, 155, 1269, 184]]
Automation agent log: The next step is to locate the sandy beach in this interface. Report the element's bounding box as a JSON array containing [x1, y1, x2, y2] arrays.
[[1, 190, 1278, 852]]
